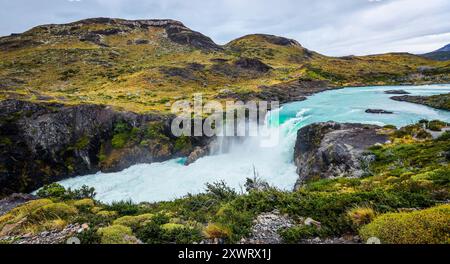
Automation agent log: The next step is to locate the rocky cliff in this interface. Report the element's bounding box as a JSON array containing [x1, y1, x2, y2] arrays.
[[0, 100, 211, 196], [293, 122, 390, 189]]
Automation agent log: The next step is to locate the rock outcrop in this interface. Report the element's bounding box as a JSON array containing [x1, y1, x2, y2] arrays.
[[234, 57, 272, 73], [365, 109, 394, 114], [391, 94, 450, 111], [184, 146, 209, 166], [216, 78, 334, 104], [294, 122, 389, 189], [384, 90, 410, 95], [0, 100, 211, 197]]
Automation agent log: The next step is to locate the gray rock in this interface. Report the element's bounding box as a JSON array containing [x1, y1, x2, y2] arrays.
[[185, 146, 209, 166], [365, 109, 394, 114], [384, 90, 410, 95], [0, 99, 213, 196], [294, 122, 388, 189], [244, 211, 294, 244]]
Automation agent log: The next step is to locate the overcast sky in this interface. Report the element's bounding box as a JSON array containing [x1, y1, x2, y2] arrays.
[[0, 0, 449, 56]]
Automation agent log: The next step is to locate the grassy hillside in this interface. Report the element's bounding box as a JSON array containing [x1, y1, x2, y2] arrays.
[[0, 18, 449, 113]]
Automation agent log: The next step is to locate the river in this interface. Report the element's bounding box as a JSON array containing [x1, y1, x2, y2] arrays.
[[58, 84, 450, 203]]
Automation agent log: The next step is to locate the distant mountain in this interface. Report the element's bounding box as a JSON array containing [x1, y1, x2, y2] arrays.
[[422, 44, 450, 61]]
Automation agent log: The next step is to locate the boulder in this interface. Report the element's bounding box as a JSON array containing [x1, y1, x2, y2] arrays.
[[384, 90, 410, 95], [365, 109, 394, 114], [185, 146, 209, 166], [294, 122, 389, 189]]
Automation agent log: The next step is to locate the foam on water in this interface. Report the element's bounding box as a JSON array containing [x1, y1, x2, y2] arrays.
[[57, 85, 450, 203]]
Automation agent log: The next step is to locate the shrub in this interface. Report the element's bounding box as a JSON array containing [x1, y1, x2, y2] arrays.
[[429, 168, 450, 187], [359, 204, 450, 244], [161, 225, 202, 244], [70, 185, 96, 200], [106, 200, 141, 216], [161, 223, 184, 231], [37, 184, 96, 200], [203, 223, 231, 239], [205, 181, 238, 201], [111, 133, 129, 149], [97, 225, 135, 244], [42, 219, 67, 231], [29, 203, 78, 222], [174, 136, 191, 152], [346, 207, 376, 227], [0, 199, 53, 230], [113, 214, 154, 229], [37, 184, 66, 199], [73, 199, 95, 211], [96, 210, 118, 218], [78, 228, 102, 244], [436, 131, 450, 141], [136, 221, 163, 244], [135, 216, 201, 244], [280, 225, 325, 243]]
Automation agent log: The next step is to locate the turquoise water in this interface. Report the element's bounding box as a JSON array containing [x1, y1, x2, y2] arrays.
[[58, 84, 450, 203], [274, 84, 450, 131]]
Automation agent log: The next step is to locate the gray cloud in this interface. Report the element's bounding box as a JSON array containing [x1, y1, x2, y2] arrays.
[[0, 0, 449, 56]]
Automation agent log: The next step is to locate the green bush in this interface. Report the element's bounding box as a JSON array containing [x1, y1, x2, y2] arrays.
[[73, 199, 95, 212], [136, 221, 164, 244], [346, 206, 376, 227], [203, 223, 231, 239], [0, 199, 54, 230], [97, 225, 135, 244], [113, 214, 154, 229], [78, 228, 102, 244], [111, 133, 129, 148], [280, 225, 325, 243], [37, 183, 96, 200], [360, 204, 450, 244], [174, 135, 191, 152], [37, 184, 66, 199], [106, 200, 141, 216], [135, 217, 202, 244], [436, 131, 450, 141], [29, 203, 78, 222], [205, 181, 238, 201], [161, 226, 202, 244]]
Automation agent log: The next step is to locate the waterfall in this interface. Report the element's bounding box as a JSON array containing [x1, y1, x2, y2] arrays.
[[56, 85, 450, 203]]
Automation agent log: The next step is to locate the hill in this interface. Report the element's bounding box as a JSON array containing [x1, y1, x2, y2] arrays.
[[422, 44, 450, 61], [0, 18, 449, 113]]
